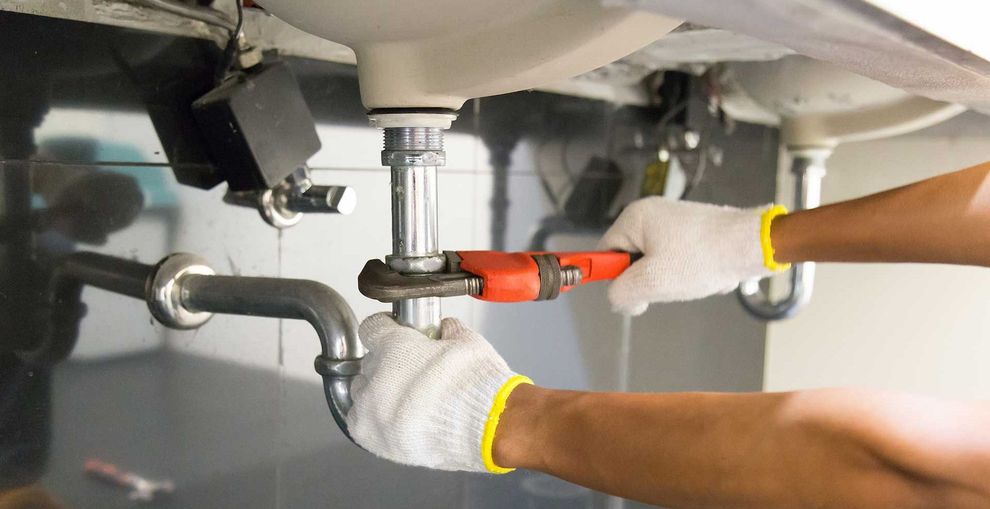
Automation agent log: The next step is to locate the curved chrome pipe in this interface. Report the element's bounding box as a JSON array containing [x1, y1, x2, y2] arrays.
[[42, 251, 364, 440], [22, 252, 156, 366], [737, 149, 828, 320], [151, 253, 365, 440], [738, 261, 817, 320], [175, 270, 365, 438]]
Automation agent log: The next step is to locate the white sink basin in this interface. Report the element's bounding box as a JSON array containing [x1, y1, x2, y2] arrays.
[[257, 0, 679, 110], [720, 56, 965, 148]]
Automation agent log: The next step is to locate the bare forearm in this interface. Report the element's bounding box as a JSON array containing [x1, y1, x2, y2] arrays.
[[773, 161, 990, 265], [496, 387, 801, 508], [494, 386, 990, 509]]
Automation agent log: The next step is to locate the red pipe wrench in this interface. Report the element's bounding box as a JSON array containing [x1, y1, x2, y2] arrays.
[[358, 250, 639, 303]]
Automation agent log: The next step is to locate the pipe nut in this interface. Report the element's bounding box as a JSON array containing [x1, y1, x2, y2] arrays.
[[382, 150, 446, 167], [147, 253, 216, 329], [385, 254, 447, 274], [367, 112, 457, 130]]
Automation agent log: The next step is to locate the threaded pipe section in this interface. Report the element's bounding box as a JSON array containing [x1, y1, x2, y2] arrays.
[[383, 127, 444, 151]]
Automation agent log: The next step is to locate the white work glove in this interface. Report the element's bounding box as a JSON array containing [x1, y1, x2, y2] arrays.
[[347, 313, 531, 473], [599, 197, 782, 315]]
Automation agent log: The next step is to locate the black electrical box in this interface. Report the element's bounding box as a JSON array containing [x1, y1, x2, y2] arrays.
[[192, 61, 321, 191]]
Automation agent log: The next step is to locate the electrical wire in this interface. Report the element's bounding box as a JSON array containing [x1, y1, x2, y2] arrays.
[[652, 100, 689, 143], [678, 112, 717, 200], [123, 0, 244, 85], [215, 0, 245, 85], [678, 144, 708, 200]]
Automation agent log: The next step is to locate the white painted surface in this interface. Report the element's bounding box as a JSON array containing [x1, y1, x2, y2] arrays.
[[765, 114, 990, 400]]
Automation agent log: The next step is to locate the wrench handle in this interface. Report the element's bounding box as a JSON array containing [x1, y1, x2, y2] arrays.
[[457, 250, 639, 302]]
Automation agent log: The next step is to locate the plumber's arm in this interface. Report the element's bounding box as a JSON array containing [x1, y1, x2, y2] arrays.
[[494, 385, 990, 509], [600, 160, 990, 313], [350, 315, 990, 509], [773, 160, 990, 266]]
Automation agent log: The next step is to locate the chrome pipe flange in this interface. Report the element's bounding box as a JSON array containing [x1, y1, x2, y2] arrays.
[[147, 253, 216, 329], [258, 186, 303, 229]]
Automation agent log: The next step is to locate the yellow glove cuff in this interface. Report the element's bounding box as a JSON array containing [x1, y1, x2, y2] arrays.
[[760, 205, 791, 272], [481, 374, 533, 474]]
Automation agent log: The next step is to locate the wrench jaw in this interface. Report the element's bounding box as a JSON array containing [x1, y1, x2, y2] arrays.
[[357, 259, 481, 302]]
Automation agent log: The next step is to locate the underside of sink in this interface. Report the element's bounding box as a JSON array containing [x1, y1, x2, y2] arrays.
[[257, 0, 680, 110]]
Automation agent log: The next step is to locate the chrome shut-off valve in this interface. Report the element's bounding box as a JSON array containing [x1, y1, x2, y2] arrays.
[[224, 166, 357, 228]]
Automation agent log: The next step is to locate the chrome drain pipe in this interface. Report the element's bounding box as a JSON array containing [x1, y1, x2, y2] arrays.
[[44, 251, 365, 440], [371, 111, 457, 338]]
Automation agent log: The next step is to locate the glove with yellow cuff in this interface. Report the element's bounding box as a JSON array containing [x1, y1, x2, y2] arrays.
[[599, 198, 790, 315], [346, 313, 530, 473]]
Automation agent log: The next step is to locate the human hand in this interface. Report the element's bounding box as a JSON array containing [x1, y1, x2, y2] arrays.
[[347, 313, 531, 473], [599, 198, 783, 315]]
